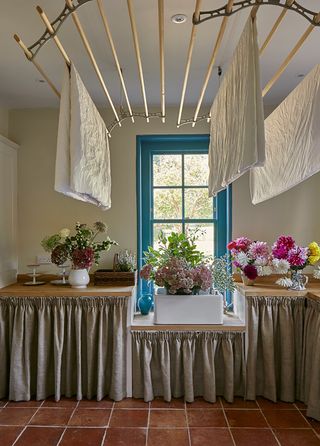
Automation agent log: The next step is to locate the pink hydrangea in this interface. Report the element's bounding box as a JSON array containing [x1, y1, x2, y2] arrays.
[[72, 247, 94, 269], [140, 263, 153, 280], [191, 265, 212, 291]]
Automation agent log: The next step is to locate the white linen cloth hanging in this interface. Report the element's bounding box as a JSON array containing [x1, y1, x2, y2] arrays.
[[251, 64, 320, 204], [208, 16, 265, 197], [55, 63, 111, 210]]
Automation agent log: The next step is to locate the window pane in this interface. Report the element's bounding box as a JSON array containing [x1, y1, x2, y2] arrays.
[[153, 189, 182, 219], [153, 223, 183, 248], [153, 154, 182, 186], [184, 154, 208, 186], [185, 223, 214, 256], [185, 188, 213, 219]]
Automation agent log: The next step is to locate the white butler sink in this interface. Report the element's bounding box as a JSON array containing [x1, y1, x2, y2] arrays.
[[154, 289, 224, 325]]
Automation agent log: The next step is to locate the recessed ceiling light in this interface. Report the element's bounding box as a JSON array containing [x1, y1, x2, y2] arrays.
[[171, 14, 187, 24]]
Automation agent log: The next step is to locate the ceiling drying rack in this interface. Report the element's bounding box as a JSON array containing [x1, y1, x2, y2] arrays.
[[14, 0, 320, 134]]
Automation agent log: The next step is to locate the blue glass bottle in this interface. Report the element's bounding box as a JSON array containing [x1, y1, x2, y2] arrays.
[[138, 294, 153, 315]]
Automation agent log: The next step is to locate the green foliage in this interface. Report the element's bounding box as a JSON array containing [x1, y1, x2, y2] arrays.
[[41, 234, 61, 252], [210, 254, 235, 293], [144, 230, 205, 268], [115, 250, 136, 272]]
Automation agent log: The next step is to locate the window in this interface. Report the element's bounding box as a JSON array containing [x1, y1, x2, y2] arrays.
[[137, 135, 231, 294]]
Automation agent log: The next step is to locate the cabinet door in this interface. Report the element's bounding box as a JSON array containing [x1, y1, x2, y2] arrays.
[[0, 136, 18, 287]]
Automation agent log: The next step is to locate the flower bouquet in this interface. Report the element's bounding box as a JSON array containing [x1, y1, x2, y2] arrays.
[[41, 222, 117, 288], [272, 235, 320, 289], [227, 237, 272, 285], [140, 231, 212, 295]]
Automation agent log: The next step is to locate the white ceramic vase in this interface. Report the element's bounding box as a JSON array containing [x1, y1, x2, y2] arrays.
[[68, 268, 90, 289]]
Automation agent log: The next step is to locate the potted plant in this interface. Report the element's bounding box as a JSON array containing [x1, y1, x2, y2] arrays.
[[140, 231, 227, 324], [94, 250, 137, 286], [41, 222, 117, 288]]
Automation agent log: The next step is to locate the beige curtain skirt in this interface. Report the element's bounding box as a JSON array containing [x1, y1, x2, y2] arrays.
[[132, 330, 245, 403], [0, 296, 128, 402]]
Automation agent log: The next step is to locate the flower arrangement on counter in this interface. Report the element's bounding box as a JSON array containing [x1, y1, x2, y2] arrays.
[[228, 234, 320, 289], [41, 222, 118, 269], [227, 237, 273, 282], [272, 235, 320, 288], [140, 231, 235, 295]]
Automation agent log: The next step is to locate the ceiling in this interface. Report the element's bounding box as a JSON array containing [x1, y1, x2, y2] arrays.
[[0, 0, 319, 121]]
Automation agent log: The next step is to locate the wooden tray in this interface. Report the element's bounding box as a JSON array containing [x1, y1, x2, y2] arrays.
[[94, 269, 137, 286]]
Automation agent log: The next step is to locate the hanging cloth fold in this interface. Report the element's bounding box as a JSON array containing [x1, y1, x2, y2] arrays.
[[208, 16, 265, 197], [55, 63, 111, 210], [250, 64, 320, 204]]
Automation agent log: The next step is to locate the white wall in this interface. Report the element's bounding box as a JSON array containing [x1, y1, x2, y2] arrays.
[[8, 107, 320, 273], [0, 108, 9, 137]]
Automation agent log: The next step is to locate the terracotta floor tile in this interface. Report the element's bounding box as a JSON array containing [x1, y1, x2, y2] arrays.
[[0, 426, 23, 446], [257, 397, 296, 410], [30, 408, 73, 426], [295, 401, 308, 410], [60, 427, 105, 446], [186, 397, 221, 408], [7, 400, 42, 408], [0, 408, 37, 425], [149, 409, 187, 427], [187, 409, 227, 427], [115, 398, 149, 409], [274, 428, 320, 446], [263, 409, 309, 428], [109, 409, 148, 427], [301, 411, 320, 431], [225, 409, 267, 428], [104, 427, 147, 446], [189, 427, 234, 446], [14, 426, 64, 446], [42, 397, 78, 408], [68, 408, 111, 427], [151, 397, 185, 409], [221, 397, 258, 409], [231, 428, 278, 446], [78, 398, 114, 409], [148, 428, 189, 446]]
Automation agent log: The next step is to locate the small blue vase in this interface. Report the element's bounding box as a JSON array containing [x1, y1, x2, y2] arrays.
[[138, 294, 153, 315]]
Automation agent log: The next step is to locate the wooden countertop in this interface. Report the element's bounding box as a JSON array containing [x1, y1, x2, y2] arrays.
[[236, 281, 320, 301], [0, 282, 135, 297]]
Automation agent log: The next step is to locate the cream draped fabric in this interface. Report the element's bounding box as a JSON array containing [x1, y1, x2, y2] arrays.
[[55, 63, 111, 210], [301, 298, 320, 420], [251, 64, 320, 204], [208, 16, 265, 196], [132, 330, 245, 403], [246, 296, 305, 402], [0, 296, 128, 401]]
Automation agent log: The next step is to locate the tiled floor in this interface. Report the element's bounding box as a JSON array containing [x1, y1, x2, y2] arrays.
[[0, 396, 319, 445]]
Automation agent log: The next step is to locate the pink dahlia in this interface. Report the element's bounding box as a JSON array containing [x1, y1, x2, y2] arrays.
[[272, 235, 296, 259], [228, 237, 252, 254], [243, 264, 258, 280], [248, 241, 269, 260], [287, 246, 308, 268]]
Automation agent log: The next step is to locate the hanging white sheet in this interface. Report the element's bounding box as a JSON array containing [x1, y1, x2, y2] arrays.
[[251, 64, 320, 205], [208, 17, 265, 197], [55, 63, 111, 210]]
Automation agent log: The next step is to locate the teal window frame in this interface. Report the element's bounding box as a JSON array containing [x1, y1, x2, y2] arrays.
[[136, 134, 232, 296]]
